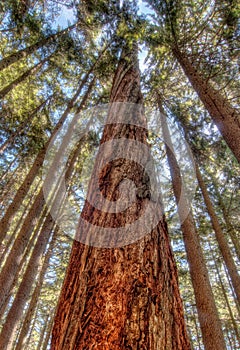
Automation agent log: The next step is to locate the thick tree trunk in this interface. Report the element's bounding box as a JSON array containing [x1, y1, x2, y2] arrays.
[[51, 46, 190, 350], [172, 46, 240, 163], [0, 23, 76, 72], [159, 101, 226, 350], [195, 165, 240, 304]]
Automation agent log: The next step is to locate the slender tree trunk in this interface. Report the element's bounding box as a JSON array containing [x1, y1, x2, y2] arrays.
[[223, 263, 240, 317], [0, 70, 93, 243], [173, 109, 240, 261], [24, 308, 39, 350], [0, 76, 95, 318], [51, 45, 190, 350], [159, 100, 226, 350], [191, 307, 202, 349], [0, 157, 16, 183], [15, 229, 59, 350], [0, 190, 46, 315], [195, 165, 240, 304], [0, 180, 39, 265], [41, 312, 55, 350], [172, 45, 240, 163], [0, 54, 52, 99], [209, 245, 240, 347], [209, 173, 240, 260], [0, 23, 76, 72], [36, 313, 51, 350], [0, 166, 23, 210], [0, 213, 53, 350], [0, 97, 52, 154], [0, 131, 87, 350]]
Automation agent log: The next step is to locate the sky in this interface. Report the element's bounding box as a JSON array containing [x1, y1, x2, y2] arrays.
[[55, 0, 153, 27], [53, 1, 152, 72]]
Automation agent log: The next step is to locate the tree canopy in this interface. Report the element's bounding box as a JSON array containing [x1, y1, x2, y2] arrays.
[[0, 1, 239, 349]]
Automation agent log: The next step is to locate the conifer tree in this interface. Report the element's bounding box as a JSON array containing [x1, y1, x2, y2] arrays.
[[51, 43, 191, 350]]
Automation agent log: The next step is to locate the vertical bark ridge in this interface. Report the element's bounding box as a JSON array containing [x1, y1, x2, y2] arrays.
[[51, 45, 190, 349]]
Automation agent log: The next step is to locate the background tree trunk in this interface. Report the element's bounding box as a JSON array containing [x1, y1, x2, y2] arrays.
[[0, 23, 76, 71], [0, 70, 94, 243], [159, 99, 226, 350], [0, 53, 52, 99], [172, 46, 240, 163], [195, 165, 240, 304]]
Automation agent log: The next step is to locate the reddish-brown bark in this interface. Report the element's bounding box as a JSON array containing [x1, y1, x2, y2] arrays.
[[51, 46, 190, 349]]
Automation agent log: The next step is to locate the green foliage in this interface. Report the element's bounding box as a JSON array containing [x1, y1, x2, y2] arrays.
[[0, 0, 239, 349]]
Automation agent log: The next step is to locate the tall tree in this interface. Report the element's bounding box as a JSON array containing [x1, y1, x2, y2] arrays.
[[51, 43, 191, 349], [170, 102, 240, 304], [147, 0, 240, 163], [158, 98, 226, 350], [0, 0, 239, 347], [0, 23, 77, 72], [171, 45, 240, 164], [0, 62, 97, 243]]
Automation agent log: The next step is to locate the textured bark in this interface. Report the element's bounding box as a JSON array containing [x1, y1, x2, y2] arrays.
[[196, 165, 240, 304], [0, 23, 76, 72], [51, 46, 190, 350], [159, 102, 226, 350], [172, 46, 240, 163]]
